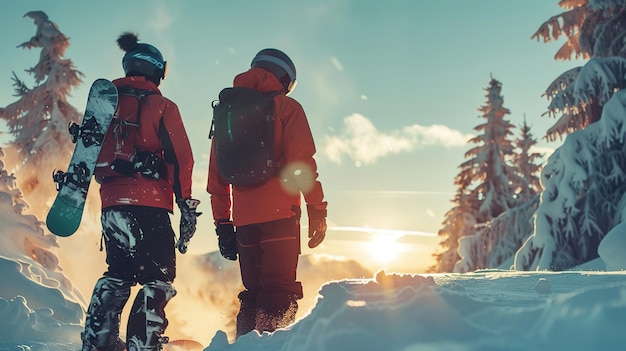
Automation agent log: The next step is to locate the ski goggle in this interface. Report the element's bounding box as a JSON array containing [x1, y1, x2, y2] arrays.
[[286, 79, 297, 96], [162, 61, 168, 79]]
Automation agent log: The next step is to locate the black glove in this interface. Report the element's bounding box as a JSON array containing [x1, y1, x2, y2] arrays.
[[307, 203, 327, 248], [216, 219, 237, 260], [176, 198, 201, 254]]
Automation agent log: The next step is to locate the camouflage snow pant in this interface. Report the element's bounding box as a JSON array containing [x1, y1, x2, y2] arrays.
[[81, 206, 176, 351]]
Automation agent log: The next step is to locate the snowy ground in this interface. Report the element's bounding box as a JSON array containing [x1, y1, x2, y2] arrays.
[[3, 258, 626, 351], [206, 265, 626, 351]]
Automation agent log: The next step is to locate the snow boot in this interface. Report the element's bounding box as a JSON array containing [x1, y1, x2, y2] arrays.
[[82, 276, 133, 350], [126, 280, 176, 350]]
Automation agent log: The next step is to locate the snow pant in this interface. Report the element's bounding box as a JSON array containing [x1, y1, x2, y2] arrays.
[[82, 206, 176, 351], [235, 210, 304, 338]]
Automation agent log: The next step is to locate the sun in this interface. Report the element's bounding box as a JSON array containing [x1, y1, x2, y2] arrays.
[[367, 235, 402, 262]]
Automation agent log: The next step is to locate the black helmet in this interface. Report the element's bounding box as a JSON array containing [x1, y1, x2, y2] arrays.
[[117, 32, 167, 85], [251, 48, 297, 95]]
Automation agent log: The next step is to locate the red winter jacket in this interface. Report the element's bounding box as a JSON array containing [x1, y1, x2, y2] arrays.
[[207, 68, 326, 226], [98, 76, 194, 212]]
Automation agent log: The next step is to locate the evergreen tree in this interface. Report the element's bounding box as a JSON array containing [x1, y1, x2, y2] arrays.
[[0, 146, 86, 310], [0, 11, 83, 217], [515, 1, 626, 270], [533, 0, 626, 140], [453, 118, 544, 273], [0, 146, 61, 278], [432, 192, 479, 272], [511, 118, 543, 202], [0, 148, 28, 214], [455, 194, 539, 272], [516, 91, 626, 270], [462, 78, 518, 222], [433, 78, 519, 272]]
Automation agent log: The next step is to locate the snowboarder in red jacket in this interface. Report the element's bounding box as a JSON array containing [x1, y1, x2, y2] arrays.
[[207, 48, 327, 338], [80, 32, 199, 351]]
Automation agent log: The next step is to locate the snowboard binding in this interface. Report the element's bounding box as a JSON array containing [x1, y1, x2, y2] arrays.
[[52, 161, 90, 191], [69, 116, 105, 147]]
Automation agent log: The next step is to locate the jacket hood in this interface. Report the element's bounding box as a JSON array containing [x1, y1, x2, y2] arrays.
[[233, 67, 285, 94]]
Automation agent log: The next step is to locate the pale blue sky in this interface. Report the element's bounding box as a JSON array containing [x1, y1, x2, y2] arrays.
[[0, 1, 583, 272]]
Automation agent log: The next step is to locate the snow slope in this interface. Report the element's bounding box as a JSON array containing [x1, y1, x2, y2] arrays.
[[3, 254, 626, 350]]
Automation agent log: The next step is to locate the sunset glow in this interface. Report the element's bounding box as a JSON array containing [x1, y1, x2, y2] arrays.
[[367, 235, 402, 262]]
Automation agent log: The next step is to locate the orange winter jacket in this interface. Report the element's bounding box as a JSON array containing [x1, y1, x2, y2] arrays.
[[98, 76, 194, 212], [207, 67, 326, 226]]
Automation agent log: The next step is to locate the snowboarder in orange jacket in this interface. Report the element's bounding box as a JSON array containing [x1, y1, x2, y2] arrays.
[[207, 48, 327, 338]]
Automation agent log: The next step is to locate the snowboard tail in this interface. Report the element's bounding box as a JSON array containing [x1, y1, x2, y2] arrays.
[[46, 79, 118, 237], [46, 193, 87, 237]]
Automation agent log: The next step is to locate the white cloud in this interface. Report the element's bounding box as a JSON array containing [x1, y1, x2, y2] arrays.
[[323, 113, 473, 165]]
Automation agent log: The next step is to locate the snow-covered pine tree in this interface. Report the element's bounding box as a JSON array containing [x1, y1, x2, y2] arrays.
[[431, 192, 479, 272], [454, 118, 544, 273], [515, 1, 626, 270], [511, 118, 543, 202], [0, 11, 83, 218], [0, 148, 28, 214], [0, 146, 86, 319], [516, 89, 626, 270], [432, 121, 483, 272], [0, 146, 72, 289], [433, 78, 520, 272], [462, 78, 519, 222], [533, 0, 626, 140], [454, 194, 540, 272]]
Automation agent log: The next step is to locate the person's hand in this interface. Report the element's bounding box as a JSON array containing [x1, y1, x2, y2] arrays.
[[176, 198, 201, 254], [307, 203, 327, 248], [216, 219, 238, 260]]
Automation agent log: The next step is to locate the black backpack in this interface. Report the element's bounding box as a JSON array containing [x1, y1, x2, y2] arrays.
[[210, 87, 280, 187]]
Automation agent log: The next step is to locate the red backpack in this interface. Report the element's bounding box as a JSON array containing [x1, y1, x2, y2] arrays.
[[94, 86, 158, 182]]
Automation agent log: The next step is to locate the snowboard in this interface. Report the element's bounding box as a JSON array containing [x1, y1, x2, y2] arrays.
[[46, 78, 118, 237]]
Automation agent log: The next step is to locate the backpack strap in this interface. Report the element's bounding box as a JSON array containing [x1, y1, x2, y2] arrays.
[[116, 86, 159, 127]]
